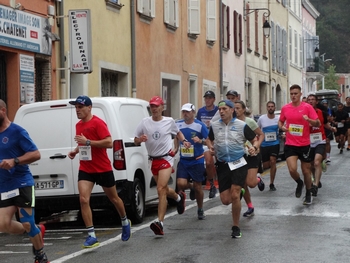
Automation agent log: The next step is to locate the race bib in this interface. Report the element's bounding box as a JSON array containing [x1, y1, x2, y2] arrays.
[[289, 124, 303, 136], [337, 122, 344, 128], [228, 157, 247, 171], [181, 145, 194, 157], [1, 188, 19, 200], [310, 132, 322, 144], [79, 146, 92, 161], [265, 132, 277, 142]]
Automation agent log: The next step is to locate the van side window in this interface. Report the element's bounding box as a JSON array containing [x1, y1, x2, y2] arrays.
[[120, 105, 147, 139]]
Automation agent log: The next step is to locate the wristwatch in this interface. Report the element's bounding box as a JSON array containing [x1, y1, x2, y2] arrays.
[[14, 157, 20, 166], [86, 140, 91, 146]]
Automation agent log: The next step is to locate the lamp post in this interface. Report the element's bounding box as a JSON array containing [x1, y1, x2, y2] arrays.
[[244, 8, 271, 38]]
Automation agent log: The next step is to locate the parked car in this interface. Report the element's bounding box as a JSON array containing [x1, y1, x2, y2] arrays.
[[14, 97, 179, 224]]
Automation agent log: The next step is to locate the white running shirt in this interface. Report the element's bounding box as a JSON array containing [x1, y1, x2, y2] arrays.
[[135, 116, 179, 157]]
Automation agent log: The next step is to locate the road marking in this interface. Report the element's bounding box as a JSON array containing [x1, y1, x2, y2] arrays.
[[0, 251, 28, 254]]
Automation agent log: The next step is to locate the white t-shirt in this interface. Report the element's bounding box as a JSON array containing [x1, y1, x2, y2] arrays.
[[135, 116, 179, 157]]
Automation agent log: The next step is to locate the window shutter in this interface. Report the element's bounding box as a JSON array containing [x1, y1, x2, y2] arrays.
[[137, 0, 143, 13], [271, 21, 276, 70], [188, 0, 200, 34], [151, 0, 155, 18], [238, 14, 242, 54], [164, 0, 169, 23], [277, 25, 281, 72], [206, 0, 216, 41], [175, 0, 179, 27], [282, 29, 287, 75], [227, 6, 230, 49], [255, 11, 258, 53], [233, 11, 237, 53]]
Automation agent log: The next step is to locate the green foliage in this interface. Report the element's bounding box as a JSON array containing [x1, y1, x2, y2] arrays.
[[311, 0, 350, 73], [324, 65, 339, 90]]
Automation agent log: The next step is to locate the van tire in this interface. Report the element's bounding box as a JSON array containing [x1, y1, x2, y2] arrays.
[[127, 178, 145, 224]]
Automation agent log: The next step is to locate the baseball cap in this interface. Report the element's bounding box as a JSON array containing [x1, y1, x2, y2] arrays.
[[69, 95, 92, 106], [226, 90, 238, 97], [203, 90, 215, 98], [218, 100, 234, 108], [149, 96, 164, 106], [181, 103, 195, 112], [321, 99, 328, 104]]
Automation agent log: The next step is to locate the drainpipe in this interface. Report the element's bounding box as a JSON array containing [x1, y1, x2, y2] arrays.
[[58, 0, 66, 98], [219, 0, 223, 99], [131, 0, 136, 98]]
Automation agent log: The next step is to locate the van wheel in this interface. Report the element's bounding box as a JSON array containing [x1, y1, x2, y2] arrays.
[[127, 178, 145, 224]]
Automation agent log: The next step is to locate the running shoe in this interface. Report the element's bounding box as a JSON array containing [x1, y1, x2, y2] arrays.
[[32, 224, 46, 255], [326, 159, 331, 163], [34, 253, 49, 263], [269, 183, 277, 191], [340, 149, 343, 154], [82, 236, 99, 248], [321, 160, 327, 172], [209, 185, 217, 198], [121, 219, 131, 241], [318, 181, 322, 188], [303, 195, 312, 205], [311, 184, 318, 197], [295, 180, 303, 198], [189, 188, 196, 201], [177, 191, 186, 214], [338, 143, 341, 149], [243, 207, 255, 217], [231, 226, 242, 238], [197, 209, 206, 220], [150, 221, 164, 235], [257, 176, 265, 191], [347, 148, 350, 151]]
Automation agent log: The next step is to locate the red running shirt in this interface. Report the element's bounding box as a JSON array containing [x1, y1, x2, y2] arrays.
[[76, 115, 112, 173]]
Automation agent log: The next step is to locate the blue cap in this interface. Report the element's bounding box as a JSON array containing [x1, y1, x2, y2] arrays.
[[218, 100, 234, 108], [69, 95, 92, 106], [321, 99, 328, 104]]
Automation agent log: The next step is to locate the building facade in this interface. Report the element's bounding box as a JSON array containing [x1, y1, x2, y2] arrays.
[[0, 0, 58, 120]]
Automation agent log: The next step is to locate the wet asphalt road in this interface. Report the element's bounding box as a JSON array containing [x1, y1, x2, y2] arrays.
[[1, 141, 350, 263]]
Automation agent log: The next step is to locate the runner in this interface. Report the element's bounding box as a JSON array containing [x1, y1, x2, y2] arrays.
[[278, 85, 320, 205], [333, 103, 348, 154], [257, 101, 280, 191]]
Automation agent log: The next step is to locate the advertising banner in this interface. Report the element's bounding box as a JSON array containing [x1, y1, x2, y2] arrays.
[[69, 9, 92, 73], [0, 5, 52, 55], [20, 54, 35, 104]]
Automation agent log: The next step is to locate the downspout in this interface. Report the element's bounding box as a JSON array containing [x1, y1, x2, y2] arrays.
[[58, 0, 66, 98], [131, 0, 136, 98], [219, 0, 223, 99]]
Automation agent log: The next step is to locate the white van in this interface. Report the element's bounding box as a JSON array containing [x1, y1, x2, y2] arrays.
[[13, 97, 178, 224]]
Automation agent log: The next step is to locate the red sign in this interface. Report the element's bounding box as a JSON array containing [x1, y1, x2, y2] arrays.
[[30, 31, 38, 39]]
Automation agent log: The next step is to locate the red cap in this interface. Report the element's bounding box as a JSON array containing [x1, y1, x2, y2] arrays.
[[149, 96, 164, 106]]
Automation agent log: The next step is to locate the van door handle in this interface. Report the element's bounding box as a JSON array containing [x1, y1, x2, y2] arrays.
[[49, 154, 67, 159]]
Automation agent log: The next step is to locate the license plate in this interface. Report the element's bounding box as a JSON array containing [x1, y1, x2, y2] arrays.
[[35, 180, 64, 190]]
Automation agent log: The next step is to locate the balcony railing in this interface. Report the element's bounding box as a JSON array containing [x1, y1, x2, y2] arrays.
[[307, 58, 324, 73]]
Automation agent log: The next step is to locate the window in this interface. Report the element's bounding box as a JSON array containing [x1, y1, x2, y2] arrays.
[[276, 25, 281, 72], [282, 29, 287, 75], [164, 0, 179, 30], [246, 4, 251, 50], [233, 11, 242, 55], [188, 0, 200, 35], [288, 27, 292, 62], [105, 0, 123, 10], [101, 69, 118, 97], [222, 4, 230, 50], [206, 0, 216, 43], [137, 0, 155, 19], [254, 10, 259, 53]]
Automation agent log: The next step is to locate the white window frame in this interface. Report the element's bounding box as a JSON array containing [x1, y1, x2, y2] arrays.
[[206, 0, 216, 42], [137, 0, 155, 18], [188, 0, 200, 35], [164, 0, 179, 28]]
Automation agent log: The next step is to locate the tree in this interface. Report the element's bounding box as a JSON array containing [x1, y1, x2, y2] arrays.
[[323, 65, 339, 90]]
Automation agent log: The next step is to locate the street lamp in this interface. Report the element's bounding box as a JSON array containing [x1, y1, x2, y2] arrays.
[[244, 8, 271, 38]]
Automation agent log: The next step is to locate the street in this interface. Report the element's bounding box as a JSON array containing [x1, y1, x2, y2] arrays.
[[1, 141, 350, 263]]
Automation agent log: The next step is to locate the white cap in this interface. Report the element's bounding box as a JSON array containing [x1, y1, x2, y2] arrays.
[[181, 103, 195, 111]]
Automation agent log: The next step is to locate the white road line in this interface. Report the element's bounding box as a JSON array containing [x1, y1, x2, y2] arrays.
[[51, 198, 210, 263], [0, 251, 28, 254]]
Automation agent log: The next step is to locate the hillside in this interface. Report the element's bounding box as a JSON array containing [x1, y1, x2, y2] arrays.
[[311, 0, 350, 73]]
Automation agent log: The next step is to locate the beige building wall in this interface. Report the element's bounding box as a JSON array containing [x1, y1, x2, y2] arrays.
[[62, 1, 131, 99], [134, 0, 220, 119]]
